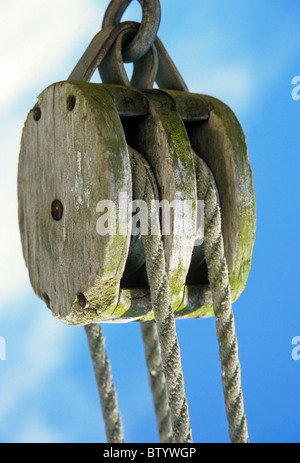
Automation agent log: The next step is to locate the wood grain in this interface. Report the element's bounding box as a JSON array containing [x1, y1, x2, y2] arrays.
[[18, 81, 132, 323]]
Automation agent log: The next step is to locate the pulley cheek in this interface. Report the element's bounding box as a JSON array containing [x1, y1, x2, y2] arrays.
[[18, 82, 134, 324], [18, 13, 255, 325]]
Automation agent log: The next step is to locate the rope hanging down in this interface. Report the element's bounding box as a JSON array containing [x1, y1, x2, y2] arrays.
[[140, 321, 173, 443], [194, 155, 249, 443], [84, 324, 124, 443]]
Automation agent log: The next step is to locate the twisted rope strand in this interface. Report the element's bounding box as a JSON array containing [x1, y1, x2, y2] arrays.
[[129, 146, 192, 443], [142, 227, 192, 443], [84, 323, 124, 443], [194, 155, 249, 443], [140, 321, 174, 443]]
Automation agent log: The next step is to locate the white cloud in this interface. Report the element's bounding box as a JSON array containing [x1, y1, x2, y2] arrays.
[[188, 63, 255, 115], [0, 117, 30, 304], [0, 307, 72, 419], [0, 0, 103, 115], [168, 11, 300, 121], [15, 416, 62, 443], [0, 0, 104, 306]]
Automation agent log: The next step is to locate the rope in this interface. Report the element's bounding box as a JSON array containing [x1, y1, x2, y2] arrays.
[[129, 146, 192, 443], [140, 321, 173, 443], [129, 147, 174, 442], [194, 154, 249, 443], [84, 324, 124, 443]]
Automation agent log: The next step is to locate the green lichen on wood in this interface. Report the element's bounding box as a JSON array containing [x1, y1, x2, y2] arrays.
[[205, 96, 255, 301], [68, 81, 130, 189], [173, 284, 214, 319], [146, 90, 197, 203], [168, 265, 187, 310], [39, 80, 130, 190], [189, 93, 256, 303]]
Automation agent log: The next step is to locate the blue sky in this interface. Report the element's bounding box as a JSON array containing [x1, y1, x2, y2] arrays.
[[0, 0, 300, 443]]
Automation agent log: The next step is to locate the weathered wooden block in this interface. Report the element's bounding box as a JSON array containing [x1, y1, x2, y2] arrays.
[[18, 81, 133, 325], [18, 81, 255, 325]]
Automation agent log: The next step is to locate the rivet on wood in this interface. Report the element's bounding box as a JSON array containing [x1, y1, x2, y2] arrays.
[[51, 200, 63, 221]]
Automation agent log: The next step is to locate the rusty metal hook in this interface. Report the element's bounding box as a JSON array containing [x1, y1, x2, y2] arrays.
[[102, 0, 161, 62], [68, 20, 188, 91], [99, 22, 158, 89], [97, 21, 188, 91]]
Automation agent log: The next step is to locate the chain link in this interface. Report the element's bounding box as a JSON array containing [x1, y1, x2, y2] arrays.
[[102, 0, 161, 62]]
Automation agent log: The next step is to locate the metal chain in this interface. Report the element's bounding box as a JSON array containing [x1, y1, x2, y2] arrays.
[[102, 0, 161, 62], [98, 21, 188, 91], [99, 23, 158, 89]]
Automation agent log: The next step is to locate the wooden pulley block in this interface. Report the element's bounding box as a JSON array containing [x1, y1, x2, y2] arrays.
[[18, 82, 255, 324]]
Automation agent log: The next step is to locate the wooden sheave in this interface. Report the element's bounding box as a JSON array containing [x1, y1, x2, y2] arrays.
[[18, 80, 255, 326]]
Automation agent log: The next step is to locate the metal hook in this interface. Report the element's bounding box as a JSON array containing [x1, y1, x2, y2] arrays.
[[69, 20, 188, 92], [99, 23, 158, 89], [102, 0, 161, 63]]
